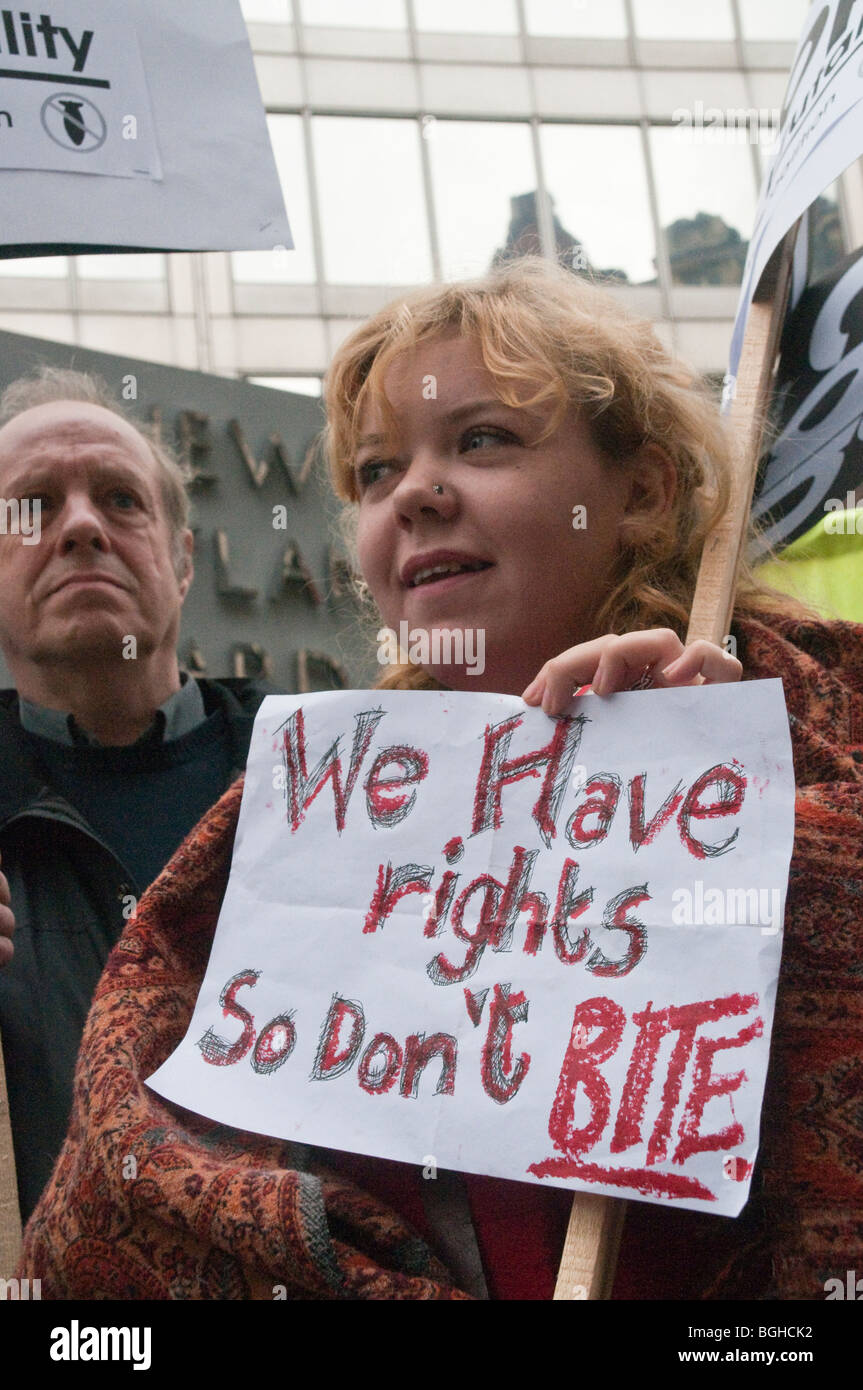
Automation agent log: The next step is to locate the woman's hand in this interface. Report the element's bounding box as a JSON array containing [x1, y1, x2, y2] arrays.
[[0, 852, 14, 968], [522, 629, 742, 717]]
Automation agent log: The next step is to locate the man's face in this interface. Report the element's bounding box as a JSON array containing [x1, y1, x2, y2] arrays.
[[0, 401, 192, 677]]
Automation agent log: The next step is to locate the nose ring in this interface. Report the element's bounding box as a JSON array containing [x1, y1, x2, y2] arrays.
[[432, 484, 444, 495]]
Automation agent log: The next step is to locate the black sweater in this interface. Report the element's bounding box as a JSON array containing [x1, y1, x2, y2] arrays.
[[0, 677, 274, 1220]]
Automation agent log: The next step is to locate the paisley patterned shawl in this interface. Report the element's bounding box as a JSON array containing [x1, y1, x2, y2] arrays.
[[16, 611, 863, 1300]]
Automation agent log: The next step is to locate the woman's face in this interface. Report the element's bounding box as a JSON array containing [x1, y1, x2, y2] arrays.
[[354, 334, 632, 694]]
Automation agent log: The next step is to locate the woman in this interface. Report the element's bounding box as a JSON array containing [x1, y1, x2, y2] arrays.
[[19, 259, 863, 1300]]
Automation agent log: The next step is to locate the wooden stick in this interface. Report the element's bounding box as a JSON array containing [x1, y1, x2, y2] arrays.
[[0, 1040, 21, 1279], [553, 1191, 627, 1300], [687, 233, 797, 645], [553, 222, 799, 1302]]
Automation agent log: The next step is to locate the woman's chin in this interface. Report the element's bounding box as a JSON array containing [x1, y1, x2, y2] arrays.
[[423, 661, 489, 690], [423, 653, 530, 696], [380, 621, 534, 694]]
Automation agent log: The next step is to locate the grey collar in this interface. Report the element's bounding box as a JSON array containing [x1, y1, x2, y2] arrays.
[[18, 674, 207, 747]]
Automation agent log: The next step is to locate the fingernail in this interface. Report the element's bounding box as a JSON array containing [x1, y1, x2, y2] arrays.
[[661, 660, 681, 679]]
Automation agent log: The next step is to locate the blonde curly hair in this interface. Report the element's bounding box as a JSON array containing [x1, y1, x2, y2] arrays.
[[323, 257, 797, 689]]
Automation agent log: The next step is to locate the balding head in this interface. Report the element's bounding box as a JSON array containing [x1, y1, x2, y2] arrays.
[[0, 397, 194, 690]]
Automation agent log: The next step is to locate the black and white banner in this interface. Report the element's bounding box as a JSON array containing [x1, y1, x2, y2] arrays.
[[728, 0, 863, 391], [751, 235, 863, 554]]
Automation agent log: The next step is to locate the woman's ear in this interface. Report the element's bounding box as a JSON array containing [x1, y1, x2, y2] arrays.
[[618, 443, 677, 542]]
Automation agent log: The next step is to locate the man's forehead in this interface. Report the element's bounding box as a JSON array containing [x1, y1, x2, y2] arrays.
[[0, 401, 156, 475]]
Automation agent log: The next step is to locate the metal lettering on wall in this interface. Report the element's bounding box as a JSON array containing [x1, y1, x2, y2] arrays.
[[0, 329, 377, 694]]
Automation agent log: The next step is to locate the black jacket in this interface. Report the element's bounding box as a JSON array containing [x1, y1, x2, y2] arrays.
[[0, 677, 272, 1221]]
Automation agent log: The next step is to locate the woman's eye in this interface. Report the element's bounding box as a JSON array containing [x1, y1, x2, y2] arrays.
[[461, 426, 518, 452], [356, 459, 393, 490]]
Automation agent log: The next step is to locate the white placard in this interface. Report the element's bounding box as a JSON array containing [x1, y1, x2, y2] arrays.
[[0, 0, 290, 252], [0, 2, 160, 179], [726, 0, 863, 398], [149, 681, 795, 1217]]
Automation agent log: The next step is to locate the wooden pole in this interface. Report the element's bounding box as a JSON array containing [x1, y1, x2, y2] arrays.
[[0, 837, 21, 1279], [0, 1041, 21, 1279], [687, 233, 798, 645], [553, 1191, 627, 1301], [552, 221, 799, 1302]]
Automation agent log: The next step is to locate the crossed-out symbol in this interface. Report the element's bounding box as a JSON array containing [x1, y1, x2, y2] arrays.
[[40, 92, 107, 152]]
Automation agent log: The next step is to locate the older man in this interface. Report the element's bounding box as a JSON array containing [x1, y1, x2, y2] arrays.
[[0, 368, 273, 1221]]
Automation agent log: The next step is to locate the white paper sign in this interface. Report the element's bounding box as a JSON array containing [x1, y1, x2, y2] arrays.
[[726, 0, 863, 397], [0, 0, 291, 252], [148, 681, 795, 1217], [0, 2, 160, 179]]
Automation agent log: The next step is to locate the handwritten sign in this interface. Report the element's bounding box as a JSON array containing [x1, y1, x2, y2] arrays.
[[148, 681, 795, 1216]]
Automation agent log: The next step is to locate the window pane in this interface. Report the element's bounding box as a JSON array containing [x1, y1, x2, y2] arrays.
[[427, 121, 537, 279], [249, 375, 322, 396], [233, 115, 316, 284], [299, 0, 405, 26], [313, 118, 431, 284], [240, 0, 292, 20], [414, 0, 518, 34], [739, 0, 809, 41], [650, 128, 757, 285], [525, 0, 627, 38], [541, 125, 656, 284], [76, 254, 164, 280], [0, 255, 68, 277], [633, 0, 734, 40]]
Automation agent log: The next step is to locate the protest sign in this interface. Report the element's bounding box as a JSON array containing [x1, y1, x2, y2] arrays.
[[148, 681, 795, 1218], [726, 0, 863, 400], [751, 242, 863, 555], [0, 2, 160, 180], [0, 0, 290, 254]]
